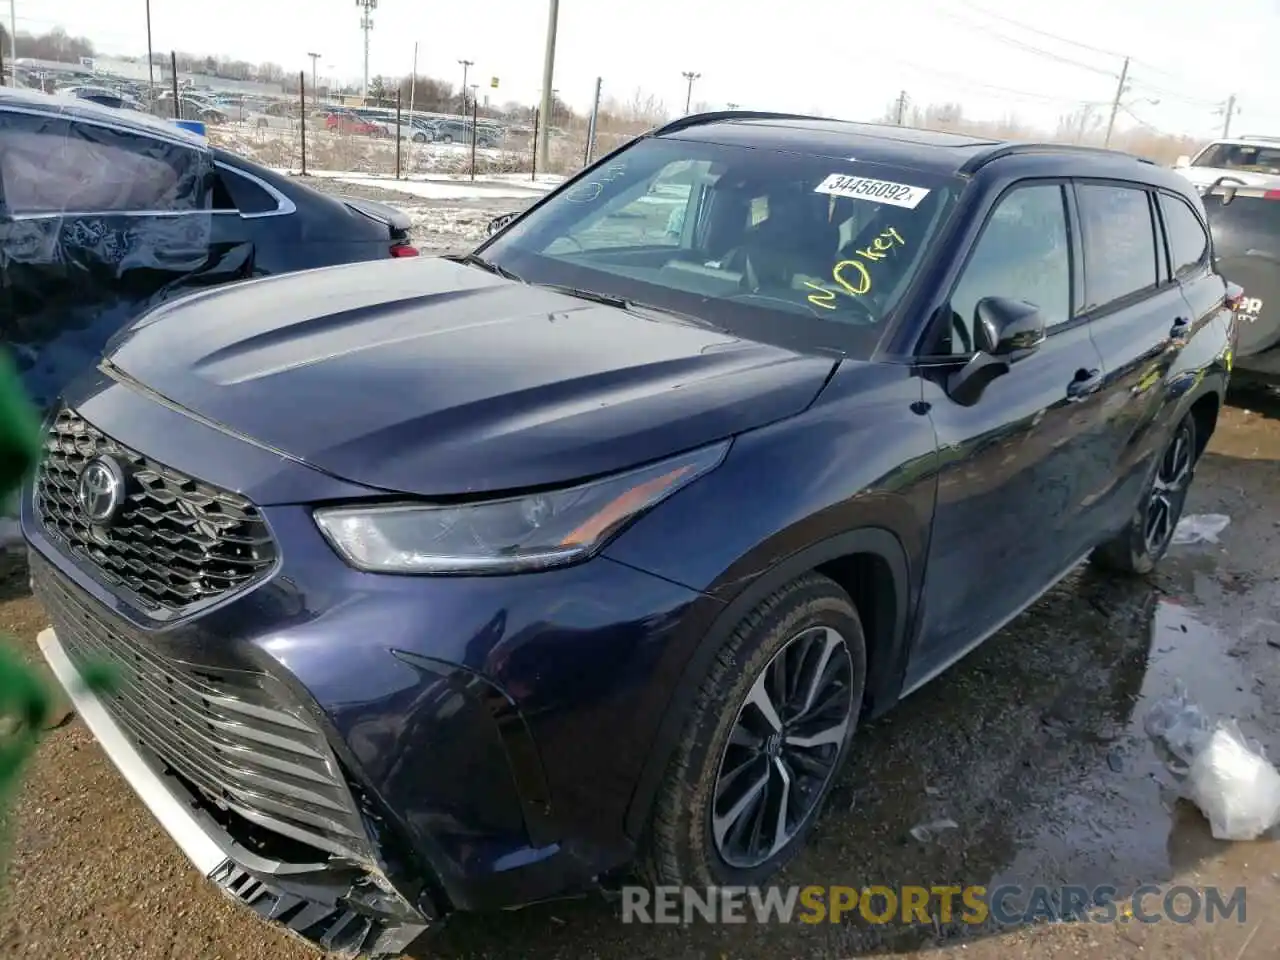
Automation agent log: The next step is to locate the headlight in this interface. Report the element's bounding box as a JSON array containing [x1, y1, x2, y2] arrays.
[[313, 441, 730, 574]]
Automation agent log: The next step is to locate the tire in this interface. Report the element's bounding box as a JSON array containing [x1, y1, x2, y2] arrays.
[[442, 134, 454, 144], [1090, 412, 1197, 575], [644, 572, 867, 888], [413, 133, 427, 143]]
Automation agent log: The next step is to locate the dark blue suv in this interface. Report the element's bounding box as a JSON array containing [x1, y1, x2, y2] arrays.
[[26, 112, 1237, 957]]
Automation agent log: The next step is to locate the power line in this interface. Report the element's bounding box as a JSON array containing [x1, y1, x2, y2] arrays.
[[956, 0, 1125, 58], [952, 0, 1229, 105], [898, 59, 1102, 107], [931, 7, 1119, 78]]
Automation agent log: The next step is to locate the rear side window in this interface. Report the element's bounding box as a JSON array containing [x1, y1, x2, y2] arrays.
[[1075, 183, 1159, 311], [1160, 194, 1210, 276], [217, 166, 279, 214], [0, 113, 206, 215]]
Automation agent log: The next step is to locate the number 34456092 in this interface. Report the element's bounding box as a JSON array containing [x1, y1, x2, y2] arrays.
[[803, 226, 905, 310]]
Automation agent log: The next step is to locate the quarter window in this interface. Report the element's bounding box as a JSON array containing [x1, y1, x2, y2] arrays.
[[946, 184, 1071, 354], [1076, 183, 1159, 311], [1160, 194, 1210, 276]]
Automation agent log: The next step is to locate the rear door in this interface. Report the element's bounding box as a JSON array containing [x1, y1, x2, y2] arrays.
[[1075, 180, 1192, 538]]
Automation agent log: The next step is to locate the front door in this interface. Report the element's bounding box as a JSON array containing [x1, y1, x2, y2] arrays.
[[908, 181, 1112, 688]]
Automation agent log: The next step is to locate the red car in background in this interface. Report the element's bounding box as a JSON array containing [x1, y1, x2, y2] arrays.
[[325, 110, 384, 136]]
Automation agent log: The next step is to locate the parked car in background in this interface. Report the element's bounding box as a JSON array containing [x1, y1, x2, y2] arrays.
[[57, 84, 143, 111], [0, 87, 419, 409], [431, 116, 501, 147], [1199, 180, 1280, 386], [26, 112, 1234, 958], [243, 100, 298, 131], [325, 109, 384, 136], [153, 91, 229, 124], [1174, 136, 1280, 191]]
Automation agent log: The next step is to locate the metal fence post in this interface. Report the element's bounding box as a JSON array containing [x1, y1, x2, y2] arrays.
[[470, 96, 478, 181], [299, 70, 308, 176], [395, 90, 402, 180], [530, 107, 539, 181], [170, 52, 180, 118]]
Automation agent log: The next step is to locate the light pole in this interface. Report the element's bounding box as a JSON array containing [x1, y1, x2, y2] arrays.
[[457, 59, 473, 114], [307, 52, 320, 110], [682, 70, 700, 113]]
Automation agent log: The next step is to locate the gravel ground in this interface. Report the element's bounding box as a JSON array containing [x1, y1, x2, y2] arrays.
[[4, 379, 1280, 953]]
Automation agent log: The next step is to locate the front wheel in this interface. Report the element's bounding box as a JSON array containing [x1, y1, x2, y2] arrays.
[[644, 573, 866, 887], [1091, 412, 1197, 575]]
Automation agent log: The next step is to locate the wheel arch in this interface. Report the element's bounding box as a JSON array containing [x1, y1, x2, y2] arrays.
[[623, 527, 912, 840]]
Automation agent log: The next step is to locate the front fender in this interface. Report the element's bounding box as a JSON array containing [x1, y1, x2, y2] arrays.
[[604, 360, 939, 838]]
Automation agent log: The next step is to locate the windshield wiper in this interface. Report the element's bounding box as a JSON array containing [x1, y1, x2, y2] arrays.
[[447, 252, 524, 284], [543, 284, 725, 332]]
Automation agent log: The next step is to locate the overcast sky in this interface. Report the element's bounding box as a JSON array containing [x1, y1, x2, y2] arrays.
[[17, 0, 1276, 139]]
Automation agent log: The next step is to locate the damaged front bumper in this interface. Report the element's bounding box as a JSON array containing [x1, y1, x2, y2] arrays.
[[37, 627, 430, 959]]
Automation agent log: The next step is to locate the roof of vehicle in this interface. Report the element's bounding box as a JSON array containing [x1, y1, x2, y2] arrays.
[[1210, 136, 1280, 147], [0, 86, 207, 148], [652, 111, 1171, 183]]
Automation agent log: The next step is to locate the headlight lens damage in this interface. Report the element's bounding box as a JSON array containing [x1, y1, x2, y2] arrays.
[[314, 441, 730, 574]]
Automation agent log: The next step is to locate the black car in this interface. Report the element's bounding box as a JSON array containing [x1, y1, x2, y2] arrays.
[[30, 112, 1235, 957], [0, 87, 419, 409], [1198, 177, 1280, 385], [431, 117, 501, 147]]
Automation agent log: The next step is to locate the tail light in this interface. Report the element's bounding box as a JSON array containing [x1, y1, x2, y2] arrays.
[[1225, 282, 1246, 310], [1265, 190, 1280, 200], [390, 244, 420, 258]]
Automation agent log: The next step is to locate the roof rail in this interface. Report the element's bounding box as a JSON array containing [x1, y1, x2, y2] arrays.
[[1235, 134, 1280, 143], [959, 141, 1155, 174], [647, 110, 826, 138]]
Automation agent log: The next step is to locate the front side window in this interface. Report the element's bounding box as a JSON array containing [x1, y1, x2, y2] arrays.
[[943, 183, 1071, 355], [481, 136, 961, 357], [1076, 183, 1159, 311]]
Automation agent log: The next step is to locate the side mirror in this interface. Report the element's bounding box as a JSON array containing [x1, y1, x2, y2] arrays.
[[486, 212, 518, 236], [1174, 155, 1191, 169], [946, 297, 1046, 406]]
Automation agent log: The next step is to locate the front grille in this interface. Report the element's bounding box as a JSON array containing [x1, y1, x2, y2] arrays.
[[35, 407, 276, 616], [32, 555, 372, 864]]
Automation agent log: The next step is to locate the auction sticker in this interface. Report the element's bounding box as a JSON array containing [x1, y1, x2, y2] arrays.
[[814, 173, 931, 209]]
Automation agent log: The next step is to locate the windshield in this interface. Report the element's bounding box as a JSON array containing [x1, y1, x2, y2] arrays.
[[1195, 142, 1280, 174], [480, 136, 960, 356]]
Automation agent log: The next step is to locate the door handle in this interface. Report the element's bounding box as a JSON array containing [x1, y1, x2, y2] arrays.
[[1170, 316, 1192, 339], [1066, 368, 1103, 401]]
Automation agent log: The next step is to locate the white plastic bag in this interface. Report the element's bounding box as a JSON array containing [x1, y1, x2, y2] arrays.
[[1171, 513, 1231, 545], [1146, 688, 1280, 841]]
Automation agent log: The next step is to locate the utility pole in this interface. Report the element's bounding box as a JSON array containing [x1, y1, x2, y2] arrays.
[[307, 52, 320, 111], [8, 0, 17, 82], [457, 59, 473, 113], [1103, 55, 1129, 148], [1218, 94, 1239, 138], [682, 70, 700, 113], [356, 0, 376, 99], [537, 0, 559, 176], [145, 0, 154, 97], [894, 90, 908, 125]]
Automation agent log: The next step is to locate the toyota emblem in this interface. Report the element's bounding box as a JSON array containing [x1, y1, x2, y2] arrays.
[[76, 457, 127, 524]]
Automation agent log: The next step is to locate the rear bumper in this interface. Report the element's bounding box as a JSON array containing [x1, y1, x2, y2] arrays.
[[37, 626, 430, 959]]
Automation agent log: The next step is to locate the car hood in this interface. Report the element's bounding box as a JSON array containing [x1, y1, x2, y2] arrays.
[[106, 258, 836, 496]]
